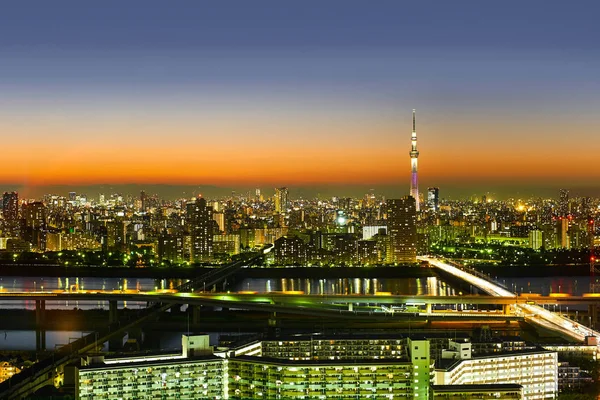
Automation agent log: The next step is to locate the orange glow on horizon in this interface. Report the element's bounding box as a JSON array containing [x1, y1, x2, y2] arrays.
[[0, 115, 598, 188]]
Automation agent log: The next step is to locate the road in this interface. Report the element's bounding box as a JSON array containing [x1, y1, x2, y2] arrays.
[[420, 255, 599, 343]]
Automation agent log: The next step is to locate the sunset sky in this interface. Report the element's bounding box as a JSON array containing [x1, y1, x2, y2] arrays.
[[0, 1, 599, 199]]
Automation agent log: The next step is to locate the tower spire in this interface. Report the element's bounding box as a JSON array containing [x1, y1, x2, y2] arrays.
[[409, 109, 420, 211]]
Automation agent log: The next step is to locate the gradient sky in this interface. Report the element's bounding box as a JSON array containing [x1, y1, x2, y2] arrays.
[[0, 1, 599, 199]]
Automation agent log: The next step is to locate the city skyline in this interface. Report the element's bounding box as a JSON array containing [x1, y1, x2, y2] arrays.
[[1, 1, 599, 198]]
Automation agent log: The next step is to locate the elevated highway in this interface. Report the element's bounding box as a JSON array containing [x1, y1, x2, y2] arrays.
[[421, 256, 600, 343], [0, 253, 266, 399], [2, 291, 600, 306]]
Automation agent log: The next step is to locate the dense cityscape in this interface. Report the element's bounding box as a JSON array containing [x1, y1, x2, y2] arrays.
[[1, 2, 600, 400], [0, 110, 597, 399], [0, 185, 597, 269]]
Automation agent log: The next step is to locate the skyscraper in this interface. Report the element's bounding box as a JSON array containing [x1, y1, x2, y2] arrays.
[[427, 187, 439, 212], [409, 110, 420, 211], [274, 187, 289, 214], [187, 197, 213, 262], [2, 192, 19, 237], [558, 189, 569, 217], [22, 201, 47, 251], [386, 196, 417, 264], [555, 217, 569, 249], [140, 190, 147, 212]]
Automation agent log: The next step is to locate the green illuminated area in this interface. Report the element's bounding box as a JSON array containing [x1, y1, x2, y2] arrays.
[[429, 242, 593, 267]]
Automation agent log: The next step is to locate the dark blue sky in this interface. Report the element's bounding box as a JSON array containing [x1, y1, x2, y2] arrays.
[[0, 1, 599, 198], [1, 1, 597, 50]]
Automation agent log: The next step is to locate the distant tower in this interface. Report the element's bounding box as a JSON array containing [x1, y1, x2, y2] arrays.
[[409, 109, 420, 211]]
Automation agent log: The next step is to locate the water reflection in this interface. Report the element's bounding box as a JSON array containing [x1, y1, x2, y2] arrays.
[[235, 277, 458, 296], [502, 276, 588, 296], [0, 330, 90, 351], [0, 276, 185, 310]]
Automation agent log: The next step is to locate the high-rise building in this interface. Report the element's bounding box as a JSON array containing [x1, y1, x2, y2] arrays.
[[158, 233, 185, 263], [212, 211, 225, 233], [187, 197, 213, 262], [433, 349, 558, 400], [386, 196, 417, 264], [72, 335, 557, 400], [2, 192, 19, 237], [274, 235, 307, 265], [213, 234, 241, 255], [106, 220, 128, 252], [558, 189, 570, 217], [274, 187, 289, 213], [140, 190, 147, 212], [22, 201, 47, 251], [409, 109, 420, 211], [427, 187, 439, 212], [529, 229, 543, 250], [555, 218, 570, 249]]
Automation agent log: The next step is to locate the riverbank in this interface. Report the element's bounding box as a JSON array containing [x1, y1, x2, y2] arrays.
[[0, 265, 436, 279], [0, 262, 589, 279], [473, 263, 590, 278]]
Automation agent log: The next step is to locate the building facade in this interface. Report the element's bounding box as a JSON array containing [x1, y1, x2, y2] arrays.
[[187, 197, 213, 262], [434, 351, 558, 400], [386, 196, 417, 264], [74, 335, 558, 400]]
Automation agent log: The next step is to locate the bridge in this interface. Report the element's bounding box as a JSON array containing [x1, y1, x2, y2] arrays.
[[3, 291, 600, 306], [0, 252, 266, 399], [1, 252, 596, 398], [420, 255, 600, 343]]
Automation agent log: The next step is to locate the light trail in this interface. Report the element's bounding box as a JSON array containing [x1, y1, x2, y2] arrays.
[[420, 256, 600, 343]]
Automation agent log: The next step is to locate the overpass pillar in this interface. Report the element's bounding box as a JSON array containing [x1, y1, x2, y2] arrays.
[[36, 329, 46, 351], [35, 300, 45, 326], [589, 305, 598, 329], [126, 328, 143, 351], [348, 303, 353, 312], [35, 300, 47, 351], [268, 312, 278, 327], [192, 305, 201, 325], [109, 300, 118, 324], [502, 304, 511, 315], [426, 303, 432, 314]]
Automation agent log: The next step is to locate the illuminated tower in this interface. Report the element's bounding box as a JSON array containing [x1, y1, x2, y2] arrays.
[[409, 109, 420, 211]]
